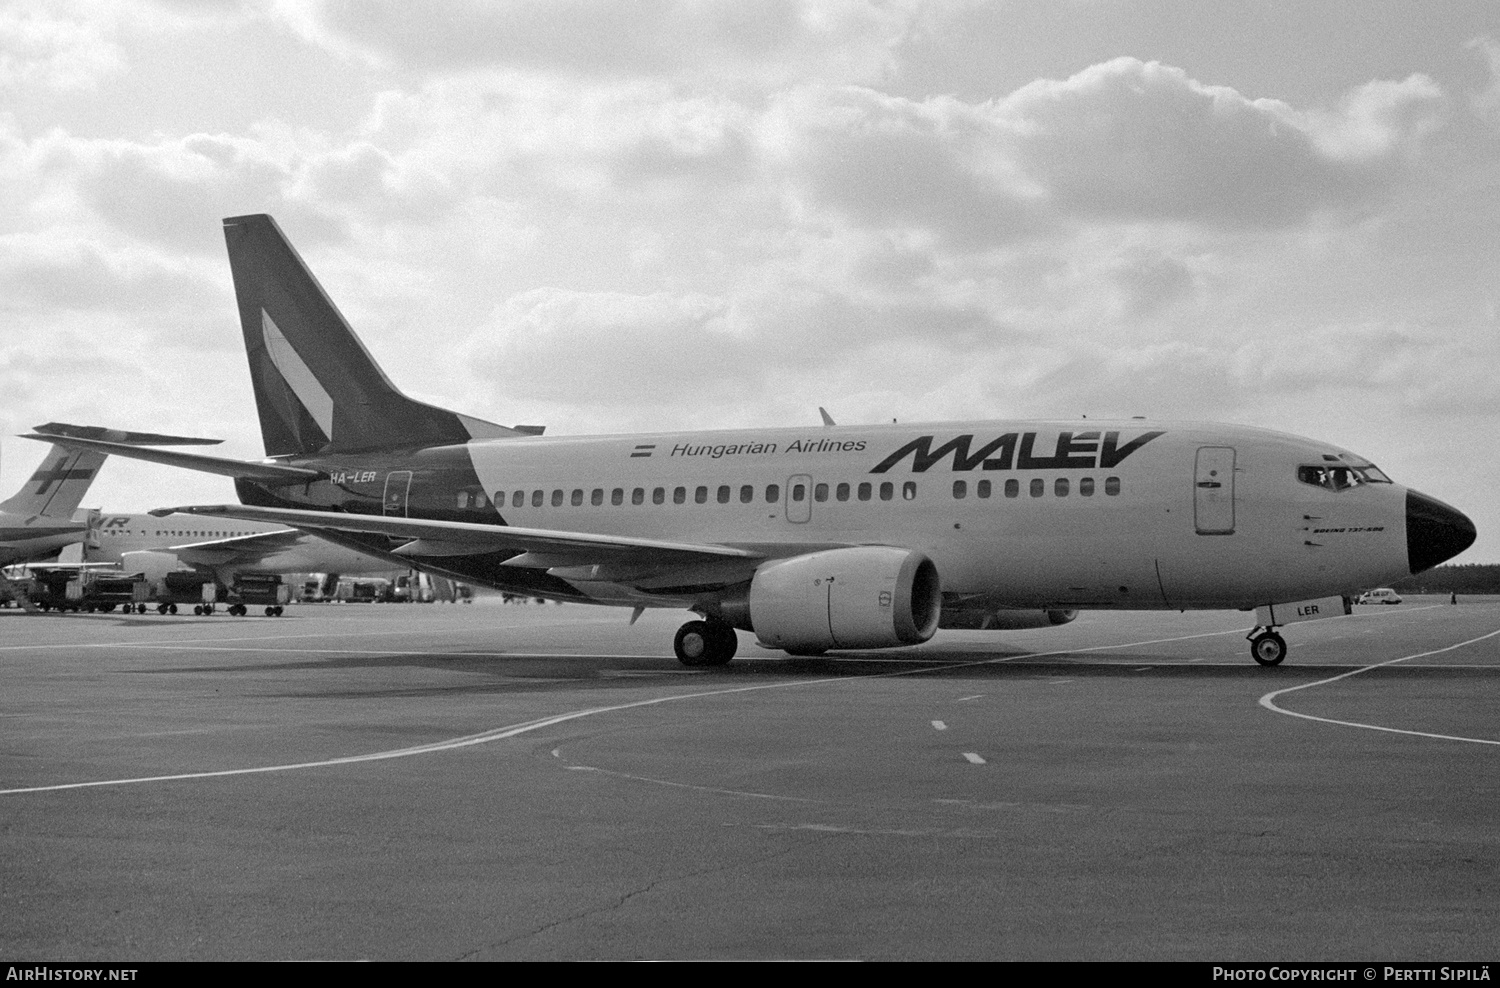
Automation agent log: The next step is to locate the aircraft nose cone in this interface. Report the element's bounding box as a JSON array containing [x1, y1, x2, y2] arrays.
[[1407, 489, 1476, 574]]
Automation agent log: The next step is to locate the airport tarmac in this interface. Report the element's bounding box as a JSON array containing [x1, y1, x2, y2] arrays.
[[1, 597, 1497, 961]]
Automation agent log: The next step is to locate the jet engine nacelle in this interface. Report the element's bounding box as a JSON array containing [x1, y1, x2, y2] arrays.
[[749, 546, 941, 652], [121, 550, 186, 585], [939, 608, 1078, 630]]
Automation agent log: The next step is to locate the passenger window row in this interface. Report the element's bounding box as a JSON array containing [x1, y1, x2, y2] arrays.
[[494, 481, 921, 510], [950, 476, 1122, 499]]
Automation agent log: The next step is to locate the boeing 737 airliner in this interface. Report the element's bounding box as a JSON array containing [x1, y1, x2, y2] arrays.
[[28, 214, 1477, 666]]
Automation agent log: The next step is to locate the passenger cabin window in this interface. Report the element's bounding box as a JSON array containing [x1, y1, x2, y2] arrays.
[[836, 482, 850, 502], [673, 487, 686, 504], [791, 484, 806, 502], [879, 482, 893, 501], [858, 482, 872, 501], [551, 489, 564, 507], [1005, 479, 1019, 498], [953, 480, 967, 500], [572, 489, 584, 506], [977, 480, 991, 499], [654, 487, 666, 505], [611, 488, 624, 506], [903, 481, 917, 500], [591, 488, 604, 506], [1105, 477, 1121, 496], [695, 486, 708, 504], [633, 488, 646, 506], [766, 484, 780, 503], [814, 483, 829, 502], [740, 485, 754, 504], [1079, 478, 1094, 497], [717, 485, 731, 504], [533, 490, 545, 507], [1055, 478, 1069, 497]]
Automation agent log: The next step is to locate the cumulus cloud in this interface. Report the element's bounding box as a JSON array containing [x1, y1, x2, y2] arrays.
[[0, 234, 221, 313], [0, 126, 467, 256], [271, 0, 910, 85], [0, 1, 123, 91], [1468, 35, 1500, 123], [772, 60, 1448, 246], [2, 8, 1494, 554]]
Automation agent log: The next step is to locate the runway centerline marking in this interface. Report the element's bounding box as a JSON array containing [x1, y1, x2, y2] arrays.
[[962, 752, 986, 765], [561, 764, 820, 803], [1259, 627, 1500, 746]]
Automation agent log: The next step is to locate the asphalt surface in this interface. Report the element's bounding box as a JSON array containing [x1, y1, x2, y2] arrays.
[[2, 596, 1497, 961]]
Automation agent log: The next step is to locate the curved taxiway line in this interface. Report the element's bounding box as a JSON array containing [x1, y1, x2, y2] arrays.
[[0, 626, 1250, 797], [1258, 628, 1500, 746]]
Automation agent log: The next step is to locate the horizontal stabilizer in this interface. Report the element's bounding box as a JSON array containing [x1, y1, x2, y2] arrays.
[[22, 434, 322, 484], [31, 423, 223, 446]]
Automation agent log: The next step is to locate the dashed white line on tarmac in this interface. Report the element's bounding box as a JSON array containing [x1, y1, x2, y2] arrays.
[[0, 625, 1273, 797], [561, 764, 819, 803], [932, 720, 947, 730]]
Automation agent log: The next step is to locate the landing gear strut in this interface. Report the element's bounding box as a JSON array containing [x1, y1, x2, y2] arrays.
[[674, 620, 738, 667], [1247, 628, 1287, 666]]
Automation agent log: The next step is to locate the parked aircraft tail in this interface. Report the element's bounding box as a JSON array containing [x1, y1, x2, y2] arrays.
[[0, 442, 105, 518], [222, 214, 531, 457]]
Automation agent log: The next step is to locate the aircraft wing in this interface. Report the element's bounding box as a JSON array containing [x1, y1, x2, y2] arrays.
[[154, 504, 769, 583], [22, 434, 322, 484], [159, 529, 311, 567]]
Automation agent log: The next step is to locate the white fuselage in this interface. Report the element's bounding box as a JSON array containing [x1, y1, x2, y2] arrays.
[[426, 418, 1412, 610], [0, 512, 91, 568]]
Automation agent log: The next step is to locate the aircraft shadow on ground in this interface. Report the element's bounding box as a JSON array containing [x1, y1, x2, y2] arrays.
[[107, 645, 1498, 702]]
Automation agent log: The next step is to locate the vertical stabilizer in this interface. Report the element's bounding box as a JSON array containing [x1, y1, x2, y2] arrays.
[[223, 214, 521, 456], [0, 443, 106, 518]]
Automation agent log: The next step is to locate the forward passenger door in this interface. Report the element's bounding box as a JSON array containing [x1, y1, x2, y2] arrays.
[[1194, 447, 1235, 535]]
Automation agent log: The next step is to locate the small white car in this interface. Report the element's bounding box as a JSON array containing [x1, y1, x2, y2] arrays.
[[1358, 588, 1403, 605]]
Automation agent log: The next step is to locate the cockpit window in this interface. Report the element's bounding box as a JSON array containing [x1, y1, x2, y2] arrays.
[[1297, 464, 1392, 491]]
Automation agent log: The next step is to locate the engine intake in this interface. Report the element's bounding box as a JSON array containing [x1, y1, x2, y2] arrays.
[[749, 547, 940, 652]]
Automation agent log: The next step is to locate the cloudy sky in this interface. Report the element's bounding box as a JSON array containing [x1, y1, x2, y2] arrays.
[[2, 0, 1497, 562]]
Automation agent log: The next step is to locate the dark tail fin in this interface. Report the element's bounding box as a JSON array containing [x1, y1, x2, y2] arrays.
[[223, 214, 525, 457]]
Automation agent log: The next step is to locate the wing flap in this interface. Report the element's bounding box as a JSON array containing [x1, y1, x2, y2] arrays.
[[156, 504, 764, 571]]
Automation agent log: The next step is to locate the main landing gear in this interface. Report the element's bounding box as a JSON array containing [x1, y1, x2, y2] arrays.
[[1247, 628, 1287, 666], [673, 619, 738, 667]]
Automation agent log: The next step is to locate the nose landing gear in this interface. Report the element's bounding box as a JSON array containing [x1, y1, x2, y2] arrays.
[[1248, 628, 1287, 666]]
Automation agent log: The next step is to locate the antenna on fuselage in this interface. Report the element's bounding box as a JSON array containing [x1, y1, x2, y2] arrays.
[[818, 407, 835, 427]]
